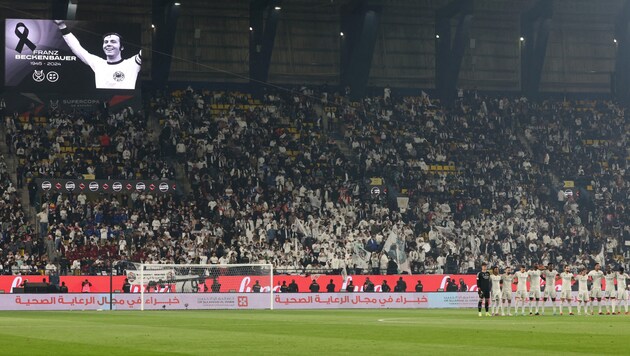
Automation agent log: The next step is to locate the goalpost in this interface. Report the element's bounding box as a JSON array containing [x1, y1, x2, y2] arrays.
[[126, 263, 274, 310]]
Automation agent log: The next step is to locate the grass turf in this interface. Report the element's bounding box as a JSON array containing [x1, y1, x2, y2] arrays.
[[0, 309, 627, 355]]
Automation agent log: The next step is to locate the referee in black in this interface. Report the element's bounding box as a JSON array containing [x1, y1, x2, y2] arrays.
[[477, 262, 491, 317]]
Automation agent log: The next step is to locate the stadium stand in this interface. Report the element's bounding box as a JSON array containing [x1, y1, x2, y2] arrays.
[[2, 88, 629, 276]]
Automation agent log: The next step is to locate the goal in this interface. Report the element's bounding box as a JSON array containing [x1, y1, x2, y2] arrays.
[[126, 263, 274, 310]]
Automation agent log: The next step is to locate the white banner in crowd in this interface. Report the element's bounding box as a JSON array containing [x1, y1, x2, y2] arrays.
[[396, 196, 409, 212]]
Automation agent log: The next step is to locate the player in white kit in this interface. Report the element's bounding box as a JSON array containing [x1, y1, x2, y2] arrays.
[[558, 265, 575, 315], [588, 263, 605, 315], [575, 268, 590, 316], [541, 263, 559, 315], [490, 266, 503, 316], [616, 267, 629, 315], [528, 264, 543, 315], [603, 266, 617, 315], [514, 265, 530, 316], [501, 267, 514, 316]]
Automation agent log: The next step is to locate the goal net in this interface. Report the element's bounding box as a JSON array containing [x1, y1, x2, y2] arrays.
[[126, 263, 274, 310]]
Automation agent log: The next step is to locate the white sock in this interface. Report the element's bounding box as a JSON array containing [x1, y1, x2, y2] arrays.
[[568, 302, 572, 313]]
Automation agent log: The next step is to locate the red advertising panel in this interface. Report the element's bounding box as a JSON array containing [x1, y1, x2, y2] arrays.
[[0, 274, 479, 294], [2, 274, 598, 294]]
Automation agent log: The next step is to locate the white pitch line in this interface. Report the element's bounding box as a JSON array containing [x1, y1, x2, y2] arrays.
[[376, 318, 423, 324]]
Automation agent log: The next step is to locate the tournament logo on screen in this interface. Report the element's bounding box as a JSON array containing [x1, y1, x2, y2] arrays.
[[4, 19, 142, 93]]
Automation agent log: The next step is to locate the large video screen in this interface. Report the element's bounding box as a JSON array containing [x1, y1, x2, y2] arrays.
[[5, 19, 142, 93]]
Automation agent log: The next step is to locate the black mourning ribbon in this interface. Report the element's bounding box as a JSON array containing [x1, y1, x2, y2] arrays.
[[14, 22, 36, 53]]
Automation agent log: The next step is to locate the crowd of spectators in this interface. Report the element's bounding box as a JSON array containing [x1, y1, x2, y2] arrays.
[[1, 86, 629, 278], [8, 106, 175, 188], [339, 92, 629, 273], [0, 152, 44, 275]]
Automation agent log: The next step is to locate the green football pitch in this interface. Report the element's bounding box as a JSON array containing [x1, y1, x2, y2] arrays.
[[0, 309, 627, 355]]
